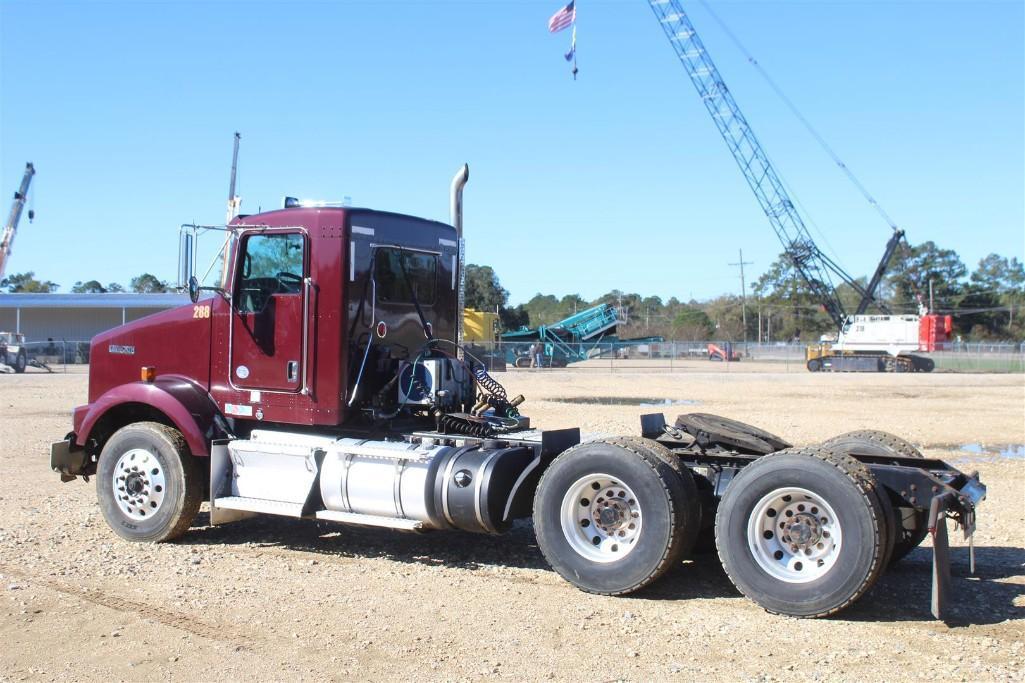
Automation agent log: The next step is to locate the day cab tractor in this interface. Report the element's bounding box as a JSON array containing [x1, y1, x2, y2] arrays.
[[50, 166, 985, 619]]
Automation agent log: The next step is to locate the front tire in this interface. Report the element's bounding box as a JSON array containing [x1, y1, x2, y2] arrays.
[[533, 439, 699, 595], [96, 422, 202, 543], [14, 349, 26, 373], [715, 447, 889, 617]]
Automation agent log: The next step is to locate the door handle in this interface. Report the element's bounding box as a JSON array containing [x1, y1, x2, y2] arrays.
[[286, 360, 299, 383]]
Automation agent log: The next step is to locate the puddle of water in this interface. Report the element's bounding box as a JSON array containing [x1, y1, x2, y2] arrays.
[[959, 443, 1025, 459], [550, 396, 699, 407]]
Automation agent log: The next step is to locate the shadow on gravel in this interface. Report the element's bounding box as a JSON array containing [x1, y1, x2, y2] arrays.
[[843, 545, 1025, 626], [181, 513, 1021, 623], [181, 513, 739, 601]]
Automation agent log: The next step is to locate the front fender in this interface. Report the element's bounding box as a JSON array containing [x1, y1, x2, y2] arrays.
[[75, 375, 226, 457]]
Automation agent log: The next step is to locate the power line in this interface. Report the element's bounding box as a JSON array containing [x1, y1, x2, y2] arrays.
[[696, 0, 901, 234]]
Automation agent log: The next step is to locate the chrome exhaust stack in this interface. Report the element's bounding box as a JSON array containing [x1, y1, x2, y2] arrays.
[[450, 164, 469, 350]]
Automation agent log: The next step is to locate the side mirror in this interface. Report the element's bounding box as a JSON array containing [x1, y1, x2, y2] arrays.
[[188, 275, 200, 304], [178, 231, 194, 288]]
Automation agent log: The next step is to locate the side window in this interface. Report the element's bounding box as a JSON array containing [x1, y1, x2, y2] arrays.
[[375, 249, 437, 305], [235, 232, 305, 314]]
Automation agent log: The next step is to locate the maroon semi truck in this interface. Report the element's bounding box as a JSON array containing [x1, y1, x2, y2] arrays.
[[51, 166, 985, 618]]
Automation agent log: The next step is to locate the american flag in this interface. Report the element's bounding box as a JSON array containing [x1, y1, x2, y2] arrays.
[[548, 1, 575, 33]]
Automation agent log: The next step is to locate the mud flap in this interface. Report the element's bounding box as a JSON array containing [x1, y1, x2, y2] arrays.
[[929, 492, 953, 620]]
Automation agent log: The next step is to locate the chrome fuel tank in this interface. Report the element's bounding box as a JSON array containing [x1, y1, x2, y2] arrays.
[[320, 439, 456, 526]]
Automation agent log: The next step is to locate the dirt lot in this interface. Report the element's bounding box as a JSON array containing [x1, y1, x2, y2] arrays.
[[1, 368, 1023, 681]]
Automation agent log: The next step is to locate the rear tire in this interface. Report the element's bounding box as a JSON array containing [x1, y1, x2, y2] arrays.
[[822, 430, 928, 563], [715, 447, 889, 617], [96, 422, 202, 543], [806, 358, 822, 372], [533, 439, 699, 595]]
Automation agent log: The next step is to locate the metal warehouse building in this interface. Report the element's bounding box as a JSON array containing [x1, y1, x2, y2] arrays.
[[0, 293, 188, 343]]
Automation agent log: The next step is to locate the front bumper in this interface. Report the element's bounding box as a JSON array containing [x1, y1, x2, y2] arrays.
[[50, 436, 88, 482]]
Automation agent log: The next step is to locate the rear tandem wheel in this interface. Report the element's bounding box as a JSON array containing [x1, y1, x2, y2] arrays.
[[822, 430, 929, 563], [533, 439, 700, 595], [715, 447, 893, 617]]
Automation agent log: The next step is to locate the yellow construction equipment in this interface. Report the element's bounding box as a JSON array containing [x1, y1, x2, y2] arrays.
[[462, 308, 499, 342]]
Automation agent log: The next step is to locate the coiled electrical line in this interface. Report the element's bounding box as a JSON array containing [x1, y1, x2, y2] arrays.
[[437, 412, 495, 438], [472, 363, 507, 400]]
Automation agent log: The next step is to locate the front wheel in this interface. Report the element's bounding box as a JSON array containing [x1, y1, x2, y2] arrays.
[[14, 349, 27, 373], [715, 448, 889, 617], [533, 439, 699, 595], [96, 422, 203, 542]]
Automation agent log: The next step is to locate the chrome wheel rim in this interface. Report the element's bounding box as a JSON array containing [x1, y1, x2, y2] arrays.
[[112, 448, 166, 521], [747, 486, 842, 583], [560, 473, 642, 563]]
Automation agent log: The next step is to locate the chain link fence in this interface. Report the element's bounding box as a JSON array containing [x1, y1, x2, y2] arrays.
[[6, 339, 1023, 374], [465, 340, 1025, 374], [3, 340, 92, 373]]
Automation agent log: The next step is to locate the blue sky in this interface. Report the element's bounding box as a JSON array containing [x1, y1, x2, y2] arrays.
[[2, 0, 1022, 304]]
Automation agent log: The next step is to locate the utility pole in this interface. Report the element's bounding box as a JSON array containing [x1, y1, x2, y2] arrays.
[[729, 249, 753, 344]]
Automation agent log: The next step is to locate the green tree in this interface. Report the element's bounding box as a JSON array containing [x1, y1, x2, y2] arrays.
[[499, 304, 530, 331], [464, 264, 509, 312], [106, 282, 126, 293], [71, 280, 107, 293], [885, 241, 966, 312], [671, 305, 713, 340], [522, 294, 561, 326], [130, 273, 169, 293], [962, 254, 1025, 339], [751, 254, 833, 341], [1, 271, 59, 293]]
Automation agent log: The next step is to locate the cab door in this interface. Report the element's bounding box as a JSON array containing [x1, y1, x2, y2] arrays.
[[229, 230, 307, 392]]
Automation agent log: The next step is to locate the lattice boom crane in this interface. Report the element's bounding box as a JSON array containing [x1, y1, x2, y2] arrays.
[[646, 1, 949, 372]]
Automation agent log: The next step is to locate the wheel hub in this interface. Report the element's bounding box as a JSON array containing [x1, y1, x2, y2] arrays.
[[560, 474, 643, 563], [747, 486, 842, 583], [783, 513, 821, 548], [112, 448, 166, 521]]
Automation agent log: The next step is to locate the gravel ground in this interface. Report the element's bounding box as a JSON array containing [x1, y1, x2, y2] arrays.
[[1, 367, 1022, 681]]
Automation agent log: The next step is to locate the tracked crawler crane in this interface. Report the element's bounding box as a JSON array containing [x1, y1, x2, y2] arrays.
[[647, 1, 950, 371]]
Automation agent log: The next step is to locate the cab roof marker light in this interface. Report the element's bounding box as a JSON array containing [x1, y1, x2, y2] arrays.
[[282, 197, 351, 209]]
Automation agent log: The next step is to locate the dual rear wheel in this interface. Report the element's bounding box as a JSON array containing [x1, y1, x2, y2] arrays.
[[534, 440, 896, 617]]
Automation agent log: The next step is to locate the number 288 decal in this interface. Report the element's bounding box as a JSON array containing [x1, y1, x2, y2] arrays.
[[193, 305, 211, 319]]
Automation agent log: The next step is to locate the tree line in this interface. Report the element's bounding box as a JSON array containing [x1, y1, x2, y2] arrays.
[[0, 272, 172, 294], [467, 241, 1025, 342], [5, 239, 1022, 341]]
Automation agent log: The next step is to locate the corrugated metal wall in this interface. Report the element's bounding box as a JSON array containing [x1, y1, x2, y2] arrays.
[[0, 307, 165, 342]]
